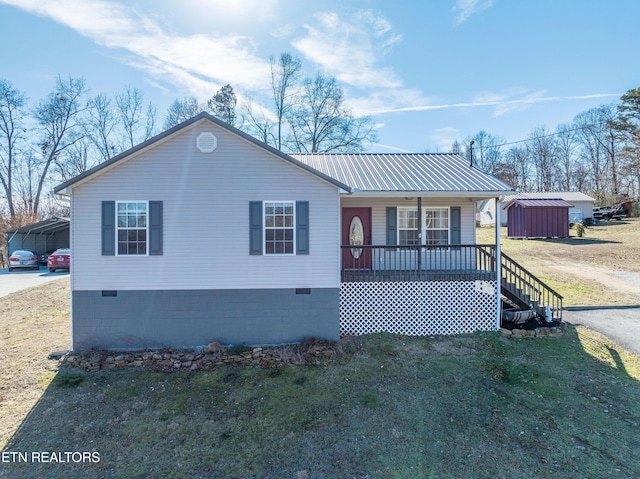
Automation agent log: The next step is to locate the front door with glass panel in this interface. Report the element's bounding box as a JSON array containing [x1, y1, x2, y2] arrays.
[[341, 207, 372, 270]]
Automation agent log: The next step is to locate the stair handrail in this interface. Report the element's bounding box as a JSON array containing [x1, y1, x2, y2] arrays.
[[501, 251, 563, 321]]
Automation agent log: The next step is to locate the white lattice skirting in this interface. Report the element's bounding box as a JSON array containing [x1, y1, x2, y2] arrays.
[[340, 280, 498, 336]]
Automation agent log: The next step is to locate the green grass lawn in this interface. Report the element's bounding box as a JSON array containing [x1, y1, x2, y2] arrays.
[[2, 227, 640, 478], [2, 323, 640, 478]]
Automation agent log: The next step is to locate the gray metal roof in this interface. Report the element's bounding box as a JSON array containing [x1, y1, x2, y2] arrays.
[[290, 153, 514, 194], [6, 217, 70, 235], [503, 191, 595, 203], [504, 198, 574, 209]]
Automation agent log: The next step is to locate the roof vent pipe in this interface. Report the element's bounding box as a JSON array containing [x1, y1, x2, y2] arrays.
[[469, 140, 475, 168]]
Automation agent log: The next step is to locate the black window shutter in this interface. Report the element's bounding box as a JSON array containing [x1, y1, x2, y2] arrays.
[[102, 201, 115, 256], [149, 201, 163, 255], [386, 207, 397, 245], [249, 201, 263, 255], [296, 201, 309, 255], [450, 206, 461, 245]]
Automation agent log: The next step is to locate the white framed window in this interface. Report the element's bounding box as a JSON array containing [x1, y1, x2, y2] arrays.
[[116, 201, 148, 255], [424, 207, 449, 245], [396, 207, 451, 246], [264, 201, 295, 255], [398, 207, 419, 245]]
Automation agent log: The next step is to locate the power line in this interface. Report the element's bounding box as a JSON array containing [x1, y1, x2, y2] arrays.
[[473, 120, 610, 151]]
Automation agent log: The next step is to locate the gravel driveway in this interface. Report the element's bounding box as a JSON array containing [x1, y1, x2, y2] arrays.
[[0, 267, 68, 298]]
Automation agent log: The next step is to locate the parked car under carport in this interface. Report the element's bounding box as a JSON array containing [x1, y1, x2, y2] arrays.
[[48, 248, 70, 273], [8, 250, 39, 271]]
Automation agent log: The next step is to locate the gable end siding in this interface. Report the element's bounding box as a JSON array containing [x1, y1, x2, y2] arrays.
[[70, 123, 339, 291]]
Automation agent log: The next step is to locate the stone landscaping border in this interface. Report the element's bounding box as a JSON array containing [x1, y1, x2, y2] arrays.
[[56, 326, 569, 372], [60, 340, 343, 372], [500, 322, 568, 338]]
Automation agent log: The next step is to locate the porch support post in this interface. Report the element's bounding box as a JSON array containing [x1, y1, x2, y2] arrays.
[[495, 197, 502, 330], [417, 197, 422, 272]]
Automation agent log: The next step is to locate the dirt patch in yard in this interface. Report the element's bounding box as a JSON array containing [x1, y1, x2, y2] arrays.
[[536, 260, 640, 300], [477, 218, 640, 305]]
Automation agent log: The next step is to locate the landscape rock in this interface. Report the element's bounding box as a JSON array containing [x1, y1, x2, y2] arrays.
[[205, 342, 225, 353], [61, 339, 344, 372]]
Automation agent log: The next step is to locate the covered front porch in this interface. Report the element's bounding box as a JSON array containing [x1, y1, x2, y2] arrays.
[[338, 242, 502, 337], [336, 198, 563, 338], [340, 243, 498, 282]]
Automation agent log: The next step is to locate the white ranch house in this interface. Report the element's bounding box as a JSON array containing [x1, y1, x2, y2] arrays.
[[55, 113, 562, 351]]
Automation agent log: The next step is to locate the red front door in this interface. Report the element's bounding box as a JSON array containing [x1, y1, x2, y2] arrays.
[[341, 207, 372, 270]]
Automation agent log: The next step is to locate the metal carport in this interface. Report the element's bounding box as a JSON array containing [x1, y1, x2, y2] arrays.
[[6, 217, 70, 256]]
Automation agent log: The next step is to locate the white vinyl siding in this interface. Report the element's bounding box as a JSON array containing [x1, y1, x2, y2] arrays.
[[70, 120, 340, 291], [341, 197, 476, 246]]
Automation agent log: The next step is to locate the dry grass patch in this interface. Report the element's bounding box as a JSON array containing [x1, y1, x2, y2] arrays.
[[477, 218, 640, 306], [2, 313, 640, 478], [0, 279, 70, 449]]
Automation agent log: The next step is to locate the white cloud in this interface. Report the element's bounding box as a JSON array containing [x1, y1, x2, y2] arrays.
[[431, 127, 462, 152], [292, 10, 403, 89], [363, 91, 621, 116], [346, 88, 432, 117], [1, 0, 271, 99], [369, 142, 412, 153], [452, 0, 494, 26], [270, 23, 296, 40]]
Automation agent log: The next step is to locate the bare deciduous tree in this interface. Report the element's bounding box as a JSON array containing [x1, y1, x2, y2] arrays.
[[241, 100, 276, 146], [574, 108, 611, 201], [86, 93, 118, 163], [287, 73, 376, 153], [554, 124, 578, 191], [502, 146, 531, 191], [0, 79, 27, 217], [270, 53, 301, 151], [116, 85, 157, 149], [164, 97, 200, 129], [464, 130, 503, 174], [31, 75, 87, 215], [55, 138, 91, 182], [528, 126, 559, 192]]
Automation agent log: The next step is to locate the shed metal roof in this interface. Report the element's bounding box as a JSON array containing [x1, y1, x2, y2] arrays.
[[290, 153, 514, 195], [503, 191, 595, 203], [504, 199, 574, 209]]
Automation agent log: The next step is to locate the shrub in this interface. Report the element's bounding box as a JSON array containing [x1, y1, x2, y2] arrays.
[[573, 222, 586, 238]]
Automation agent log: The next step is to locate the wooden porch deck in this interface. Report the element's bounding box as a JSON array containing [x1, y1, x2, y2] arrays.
[[341, 268, 496, 282], [340, 244, 497, 283]]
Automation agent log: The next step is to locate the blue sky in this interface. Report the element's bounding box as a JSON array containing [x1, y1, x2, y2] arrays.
[[1, 0, 638, 153]]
